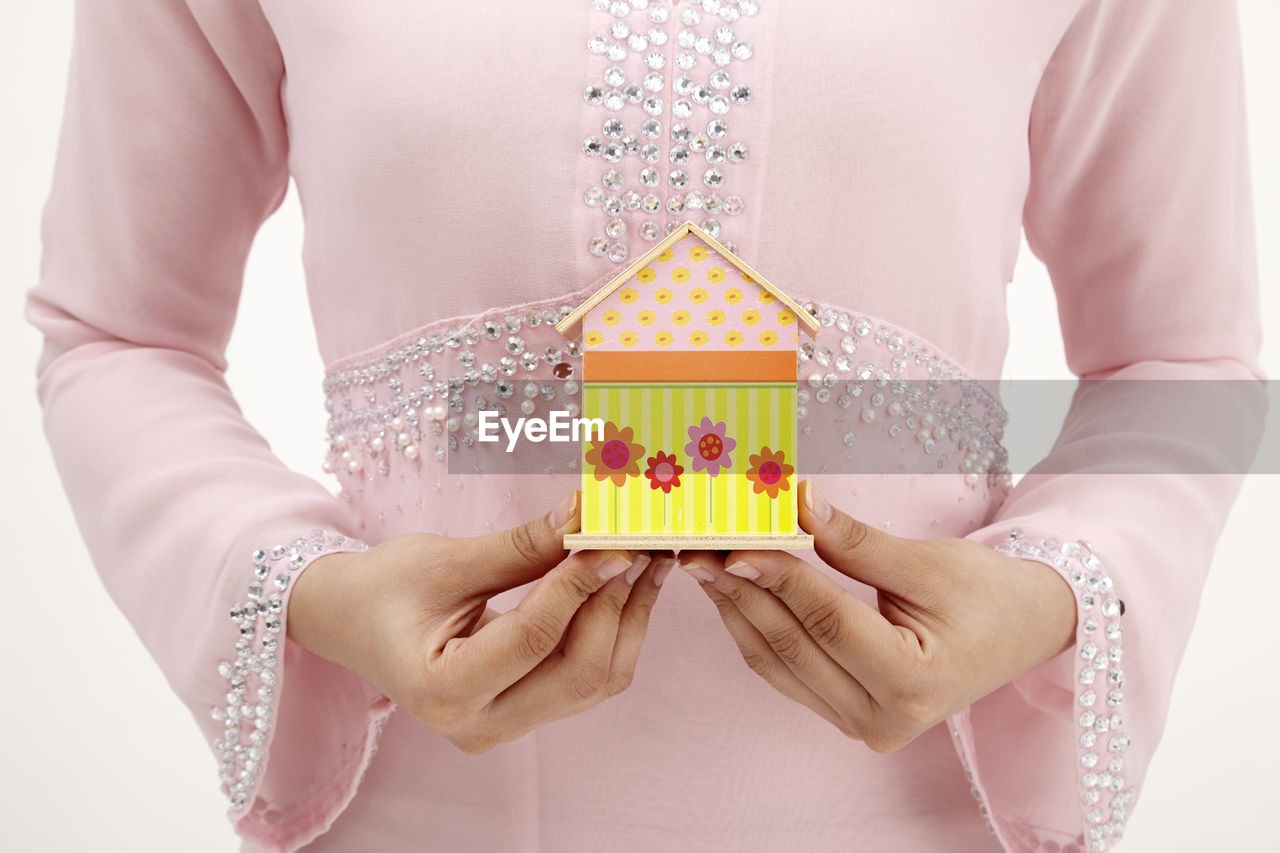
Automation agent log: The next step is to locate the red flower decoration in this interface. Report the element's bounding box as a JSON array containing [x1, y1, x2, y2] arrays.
[[644, 451, 684, 493], [745, 446, 794, 499]]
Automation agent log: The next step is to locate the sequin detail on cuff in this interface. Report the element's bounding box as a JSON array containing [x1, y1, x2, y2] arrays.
[[997, 530, 1135, 853], [209, 529, 368, 817]]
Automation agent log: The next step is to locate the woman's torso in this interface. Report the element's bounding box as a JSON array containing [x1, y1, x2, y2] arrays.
[[258, 1, 1086, 849]]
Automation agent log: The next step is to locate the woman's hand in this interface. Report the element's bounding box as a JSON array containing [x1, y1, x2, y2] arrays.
[[288, 492, 674, 755], [681, 480, 1077, 753]]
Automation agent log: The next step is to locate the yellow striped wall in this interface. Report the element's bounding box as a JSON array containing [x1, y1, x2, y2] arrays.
[[581, 383, 797, 536]]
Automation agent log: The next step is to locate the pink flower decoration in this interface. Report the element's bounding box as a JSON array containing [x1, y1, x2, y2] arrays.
[[684, 416, 736, 476]]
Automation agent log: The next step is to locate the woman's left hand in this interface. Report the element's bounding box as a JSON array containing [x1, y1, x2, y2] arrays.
[[680, 480, 1078, 753]]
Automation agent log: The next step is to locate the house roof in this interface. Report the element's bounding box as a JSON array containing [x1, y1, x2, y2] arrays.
[[555, 220, 820, 340]]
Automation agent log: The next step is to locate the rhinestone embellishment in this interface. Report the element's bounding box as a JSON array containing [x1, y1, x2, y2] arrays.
[[323, 298, 584, 472], [321, 292, 1011, 486], [995, 530, 1133, 853], [210, 529, 367, 816], [582, 0, 758, 263]]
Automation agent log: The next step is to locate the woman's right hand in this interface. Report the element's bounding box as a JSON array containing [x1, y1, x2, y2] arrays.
[[287, 491, 673, 754]]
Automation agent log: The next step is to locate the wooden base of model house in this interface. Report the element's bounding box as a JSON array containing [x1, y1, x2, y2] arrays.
[[563, 533, 815, 550]]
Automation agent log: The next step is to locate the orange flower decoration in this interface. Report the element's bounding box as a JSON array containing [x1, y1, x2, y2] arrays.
[[672, 267, 692, 284], [585, 422, 646, 488], [637, 267, 657, 284], [619, 288, 639, 304], [655, 288, 674, 304], [707, 266, 727, 284], [689, 245, 709, 262], [745, 446, 794, 498]]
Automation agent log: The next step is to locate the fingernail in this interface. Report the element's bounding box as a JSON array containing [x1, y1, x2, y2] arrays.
[[680, 559, 716, 583], [803, 481, 832, 523], [598, 553, 631, 581], [725, 561, 761, 580], [652, 558, 676, 587], [548, 491, 579, 532], [624, 553, 651, 584]]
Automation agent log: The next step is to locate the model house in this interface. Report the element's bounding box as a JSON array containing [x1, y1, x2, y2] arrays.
[[556, 221, 817, 549]]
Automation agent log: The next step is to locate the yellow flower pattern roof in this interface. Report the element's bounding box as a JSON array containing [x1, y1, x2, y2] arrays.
[[583, 233, 799, 352]]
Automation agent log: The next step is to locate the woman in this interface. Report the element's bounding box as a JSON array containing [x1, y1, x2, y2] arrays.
[[27, 1, 1262, 851]]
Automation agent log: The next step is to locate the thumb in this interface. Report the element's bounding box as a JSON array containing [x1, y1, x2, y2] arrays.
[[451, 490, 580, 594], [797, 479, 917, 594]]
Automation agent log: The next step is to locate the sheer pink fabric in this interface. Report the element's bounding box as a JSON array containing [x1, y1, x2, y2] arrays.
[[27, 1, 1261, 851]]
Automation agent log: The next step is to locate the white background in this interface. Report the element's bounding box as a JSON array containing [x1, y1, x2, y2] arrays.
[[1, 3, 1275, 851]]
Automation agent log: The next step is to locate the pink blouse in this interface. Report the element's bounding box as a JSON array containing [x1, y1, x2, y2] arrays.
[[27, 1, 1262, 851]]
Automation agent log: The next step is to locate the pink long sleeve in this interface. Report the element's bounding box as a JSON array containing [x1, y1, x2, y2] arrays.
[[950, 2, 1264, 851], [25, 2, 391, 848]]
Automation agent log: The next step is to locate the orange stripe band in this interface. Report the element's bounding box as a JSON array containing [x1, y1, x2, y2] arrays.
[[583, 350, 797, 383]]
